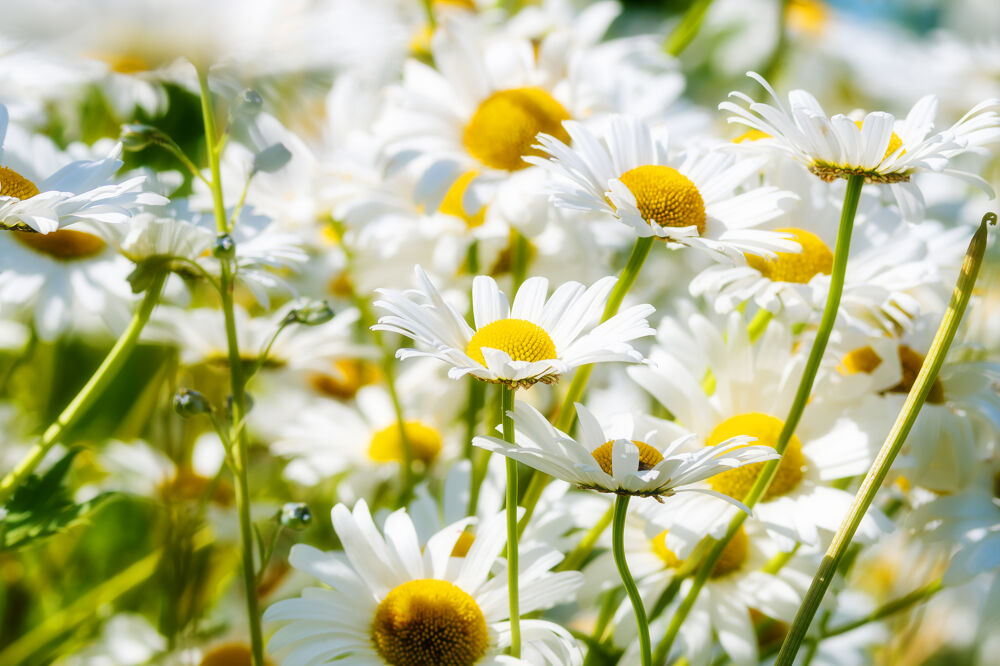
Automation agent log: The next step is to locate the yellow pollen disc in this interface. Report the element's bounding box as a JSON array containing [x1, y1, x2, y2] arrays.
[[786, 0, 830, 37], [840, 345, 883, 375], [888, 345, 945, 404], [591, 440, 664, 476], [706, 413, 805, 502], [463, 87, 571, 172], [450, 531, 477, 558], [372, 579, 489, 666], [617, 165, 707, 235], [14, 229, 107, 261], [651, 530, 683, 568], [709, 525, 750, 578], [309, 359, 380, 401], [199, 643, 273, 666], [435, 0, 477, 8], [369, 422, 443, 465], [0, 166, 40, 200], [440, 171, 486, 228], [853, 120, 904, 159], [465, 318, 557, 367], [733, 128, 771, 143], [746, 228, 833, 283]]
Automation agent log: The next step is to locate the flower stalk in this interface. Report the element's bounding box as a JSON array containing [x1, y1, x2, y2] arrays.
[[774, 212, 995, 666], [613, 495, 651, 666], [501, 384, 521, 657]]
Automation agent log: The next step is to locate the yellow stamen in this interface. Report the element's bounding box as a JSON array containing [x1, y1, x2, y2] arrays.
[[369, 422, 443, 465], [840, 345, 883, 375], [706, 413, 805, 502], [309, 359, 380, 401], [463, 88, 571, 171], [888, 345, 944, 404], [465, 318, 557, 367], [440, 171, 486, 228], [0, 166, 40, 200], [651, 530, 683, 568], [14, 229, 106, 261], [746, 228, 833, 283], [591, 440, 664, 476], [733, 128, 771, 143], [651, 527, 750, 578], [199, 643, 273, 666], [617, 165, 707, 234], [372, 579, 489, 666], [854, 120, 904, 159], [450, 531, 476, 558], [786, 0, 830, 37]]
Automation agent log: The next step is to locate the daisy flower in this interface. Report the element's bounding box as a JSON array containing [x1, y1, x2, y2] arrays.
[[527, 114, 798, 262], [720, 71, 1000, 220], [628, 311, 891, 549], [263, 500, 584, 665], [473, 400, 777, 502], [373, 266, 655, 388], [0, 106, 164, 233]]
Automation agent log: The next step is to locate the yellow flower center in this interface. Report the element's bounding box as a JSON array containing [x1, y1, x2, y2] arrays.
[[786, 0, 830, 37], [841, 344, 944, 404], [0, 166, 40, 201], [372, 579, 489, 666], [369, 422, 443, 465], [464, 318, 557, 367], [745, 227, 833, 283], [309, 359, 380, 401], [853, 120, 904, 160], [14, 229, 107, 261], [590, 440, 664, 476], [463, 88, 571, 172], [840, 345, 883, 375], [450, 530, 477, 558], [706, 413, 805, 502], [440, 171, 486, 228], [733, 128, 771, 143], [617, 165, 707, 234], [199, 643, 272, 666], [651, 527, 749, 578]]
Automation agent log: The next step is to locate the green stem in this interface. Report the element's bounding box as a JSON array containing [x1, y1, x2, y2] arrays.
[[465, 379, 487, 515], [558, 504, 614, 572], [501, 385, 521, 657], [775, 213, 995, 666], [197, 68, 265, 666], [0, 272, 166, 505], [653, 174, 865, 665], [613, 495, 651, 666], [517, 236, 654, 535], [663, 0, 715, 56], [511, 229, 530, 291]]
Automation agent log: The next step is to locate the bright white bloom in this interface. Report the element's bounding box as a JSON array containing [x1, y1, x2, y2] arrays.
[[264, 500, 584, 665], [474, 400, 777, 502], [720, 72, 1000, 220], [0, 106, 164, 233], [373, 266, 655, 388], [528, 115, 798, 261]]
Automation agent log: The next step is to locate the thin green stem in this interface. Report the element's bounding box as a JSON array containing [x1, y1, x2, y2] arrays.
[[653, 174, 865, 665], [501, 384, 521, 657], [775, 214, 995, 666], [511, 229, 530, 291], [613, 495, 651, 666], [558, 504, 614, 572], [465, 379, 487, 515], [197, 67, 265, 666], [517, 236, 654, 536], [663, 0, 715, 56], [0, 272, 166, 505]]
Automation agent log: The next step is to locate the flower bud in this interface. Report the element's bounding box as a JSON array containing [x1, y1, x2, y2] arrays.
[[287, 300, 335, 326], [173, 389, 211, 417], [279, 502, 312, 530], [120, 123, 165, 151]]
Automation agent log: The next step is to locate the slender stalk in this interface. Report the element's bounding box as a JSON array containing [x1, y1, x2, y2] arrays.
[[501, 384, 521, 657], [197, 68, 265, 666], [558, 504, 615, 572], [517, 236, 654, 535], [464, 379, 487, 515], [663, 0, 715, 56], [0, 272, 166, 505], [775, 214, 995, 666], [613, 495, 651, 666], [653, 174, 865, 665]]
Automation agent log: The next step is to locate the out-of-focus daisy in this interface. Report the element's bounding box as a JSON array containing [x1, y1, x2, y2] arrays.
[[528, 115, 797, 262], [720, 72, 1000, 220], [373, 266, 654, 388], [0, 106, 164, 232], [629, 312, 891, 549], [474, 400, 777, 502], [264, 500, 584, 665]]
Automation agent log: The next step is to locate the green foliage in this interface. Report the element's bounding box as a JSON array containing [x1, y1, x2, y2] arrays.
[[1, 450, 116, 552]]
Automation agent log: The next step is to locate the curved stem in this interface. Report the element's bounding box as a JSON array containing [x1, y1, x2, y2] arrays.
[[663, 0, 715, 56], [613, 495, 651, 666], [0, 272, 166, 505], [653, 174, 865, 665], [775, 214, 994, 666], [558, 504, 614, 572], [197, 68, 265, 666], [517, 236, 653, 535], [501, 385, 521, 657]]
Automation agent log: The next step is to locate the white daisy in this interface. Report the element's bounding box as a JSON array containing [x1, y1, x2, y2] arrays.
[[373, 266, 655, 388], [263, 500, 584, 665], [720, 71, 1000, 220], [473, 400, 777, 502], [527, 114, 798, 262], [0, 105, 164, 233], [628, 311, 891, 550]]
